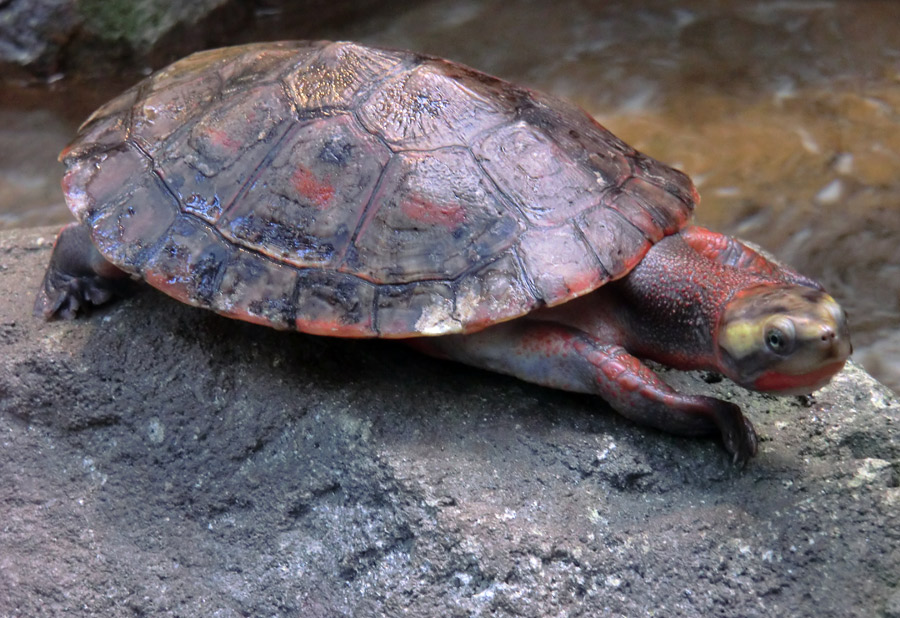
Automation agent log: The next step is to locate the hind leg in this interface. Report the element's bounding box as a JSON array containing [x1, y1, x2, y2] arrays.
[[34, 222, 129, 320]]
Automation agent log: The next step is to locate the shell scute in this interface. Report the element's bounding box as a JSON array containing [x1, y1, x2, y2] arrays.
[[351, 148, 520, 285], [474, 121, 603, 227], [578, 207, 652, 279], [517, 223, 607, 304], [375, 281, 458, 337], [293, 269, 376, 337], [454, 253, 536, 331], [87, 164, 178, 273], [213, 248, 298, 329], [148, 82, 295, 227], [357, 61, 510, 150], [141, 216, 233, 308], [219, 113, 391, 268], [284, 41, 405, 113]]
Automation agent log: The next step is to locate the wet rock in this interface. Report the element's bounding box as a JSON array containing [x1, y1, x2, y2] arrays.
[[0, 0, 78, 70], [0, 0, 225, 75], [0, 0, 414, 77], [1, 226, 898, 616]]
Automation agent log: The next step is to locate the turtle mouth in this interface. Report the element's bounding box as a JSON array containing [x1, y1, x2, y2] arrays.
[[751, 359, 848, 395]]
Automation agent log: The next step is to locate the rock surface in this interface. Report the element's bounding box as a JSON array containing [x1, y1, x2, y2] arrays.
[[1, 226, 898, 617], [0, 0, 411, 76]]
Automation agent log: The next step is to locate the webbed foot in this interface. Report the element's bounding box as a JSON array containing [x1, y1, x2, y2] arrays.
[[705, 398, 758, 465], [34, 223, 129, 320]]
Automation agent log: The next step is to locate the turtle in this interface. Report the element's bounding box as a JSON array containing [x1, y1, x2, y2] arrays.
[[34, 41, 851, 463]]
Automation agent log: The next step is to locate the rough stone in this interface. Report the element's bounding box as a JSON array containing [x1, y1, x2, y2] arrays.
[[1, 226, 898, 616], [0, 0, 413, 77]]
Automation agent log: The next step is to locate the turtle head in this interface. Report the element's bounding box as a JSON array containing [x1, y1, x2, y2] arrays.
[[717, 284, 851, 395]]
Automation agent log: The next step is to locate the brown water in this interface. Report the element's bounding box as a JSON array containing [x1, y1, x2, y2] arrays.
[[2, 0, 898, 390]]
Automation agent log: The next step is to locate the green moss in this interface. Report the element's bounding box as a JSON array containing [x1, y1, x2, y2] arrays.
[[76, 0, 222, 47]]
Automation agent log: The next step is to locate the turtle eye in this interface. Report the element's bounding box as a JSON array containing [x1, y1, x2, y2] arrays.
[[764, 318, 795, 355], [766, 329, 786, 351]]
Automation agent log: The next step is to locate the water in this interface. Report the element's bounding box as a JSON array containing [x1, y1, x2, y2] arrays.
[[2, 0, 898, 390]]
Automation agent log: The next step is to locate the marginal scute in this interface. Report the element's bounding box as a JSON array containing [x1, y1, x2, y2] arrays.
[[294, 269, 376, 337], [351, 148, 520, 284], [64, 146, 149, 222], [213, 248, 298, 329], [578, 207, 652, 281], [630, 151, 698, 209], [454, 253, 537, 333], [88, 169, 178, 274], [141, 216, 232, 308], [474, 121, 602, 226], [284, 41, 404, 112], [620, 176, 692, 237], [517, 223, 607, 305], [375, 282, 457, 337], [220, 114, 390, 268]]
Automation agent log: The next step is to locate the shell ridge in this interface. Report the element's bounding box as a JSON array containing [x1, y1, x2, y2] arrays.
[[336, 145, 394, 270], [571, 218, 611, 281], [509, 244, 543, 305], [468, 124, 531, 224], [216, 120, 300, 225]]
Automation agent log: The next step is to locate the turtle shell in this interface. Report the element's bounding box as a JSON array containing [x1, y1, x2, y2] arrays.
[[60, 41, 696, 337]]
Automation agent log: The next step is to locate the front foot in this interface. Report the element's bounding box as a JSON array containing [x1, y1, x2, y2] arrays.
[[704, 398, 759, 465], [570, 339, 761, 465], [34, 223, 129, 320]]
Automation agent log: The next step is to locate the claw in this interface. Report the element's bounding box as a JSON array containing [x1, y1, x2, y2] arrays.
[[34, 223, 128, 320]]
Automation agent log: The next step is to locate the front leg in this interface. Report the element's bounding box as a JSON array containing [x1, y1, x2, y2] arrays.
[[415, 321, 758, 464]]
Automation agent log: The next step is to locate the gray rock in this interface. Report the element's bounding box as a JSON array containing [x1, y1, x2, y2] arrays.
[[1, 226, 898, 617], [0, 0, 78, 68], [0, 0, 412, 76], [0, 0, 226, 74]]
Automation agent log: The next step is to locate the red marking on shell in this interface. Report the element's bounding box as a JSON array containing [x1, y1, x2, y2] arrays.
[[400, 196, 465, 228], [565, 268, 604, 297], [203, 127, 243, 152], [61, 168, 90, 218], [296, 316, 374, 338], [292, 167, 335, 208], [143, 269, 195, 306]]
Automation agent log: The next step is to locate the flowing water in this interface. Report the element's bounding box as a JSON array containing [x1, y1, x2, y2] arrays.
[[2, 0, 898, 390]]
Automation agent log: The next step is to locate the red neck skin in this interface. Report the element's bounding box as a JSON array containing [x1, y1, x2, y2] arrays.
[[549, 233, 778, 376]]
